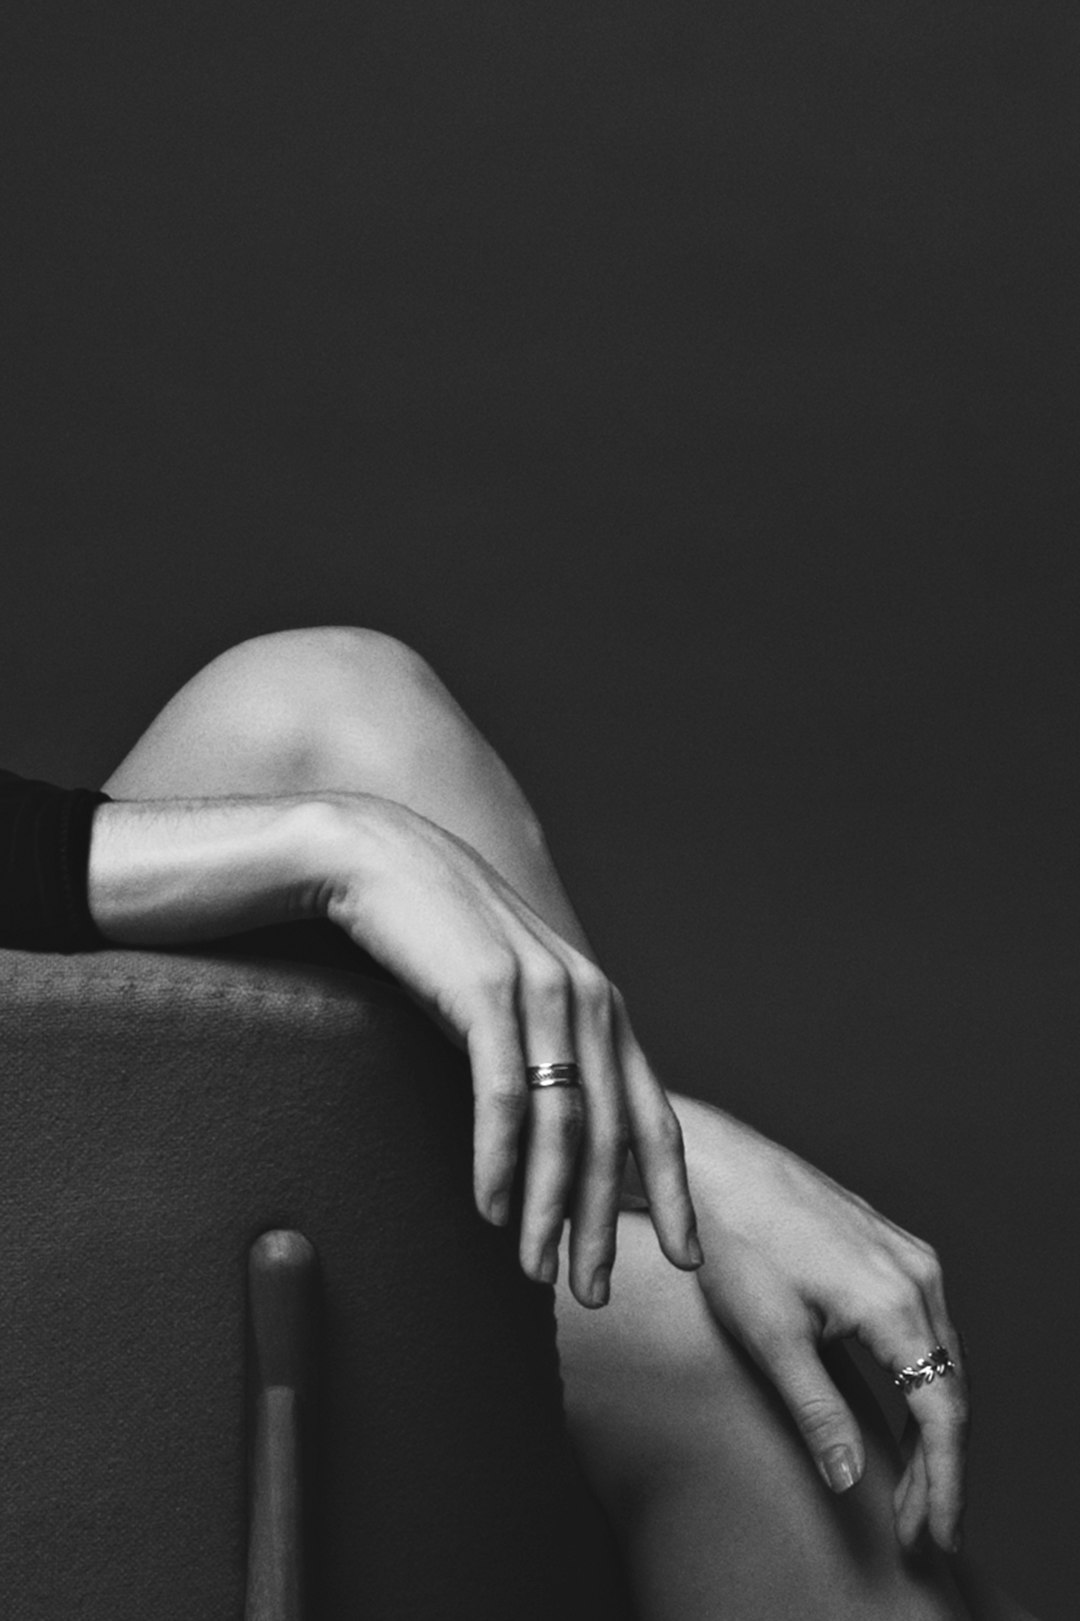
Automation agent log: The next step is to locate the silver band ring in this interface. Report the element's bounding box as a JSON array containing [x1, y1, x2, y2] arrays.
[[893, 1345, 957, 1394], [526, 1062, 582, 1090]]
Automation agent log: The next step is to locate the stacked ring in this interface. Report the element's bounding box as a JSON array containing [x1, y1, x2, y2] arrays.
[[526, 1063, 582, 1090], [893, 1345, 957, 1394]]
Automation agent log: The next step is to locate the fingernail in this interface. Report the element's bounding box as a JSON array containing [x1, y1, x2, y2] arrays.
[[538, 1245, 559, 1285], [589, 1265, 611, 1306], [820, 1446, 859, 1493], [489, 1192, 510, 1226], [687, 1231, 705, 1267]]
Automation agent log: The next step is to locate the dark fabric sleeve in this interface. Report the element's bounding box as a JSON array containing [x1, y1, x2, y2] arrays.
[[0, 770, 111, 952]]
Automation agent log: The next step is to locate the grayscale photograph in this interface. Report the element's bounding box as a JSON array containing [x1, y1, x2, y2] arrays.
[[1, 3, 1075, 1617]]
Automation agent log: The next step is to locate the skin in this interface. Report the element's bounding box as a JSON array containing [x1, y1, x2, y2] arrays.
[[92, 625, 972, 1565], [556, 1214, 1037, 1621]]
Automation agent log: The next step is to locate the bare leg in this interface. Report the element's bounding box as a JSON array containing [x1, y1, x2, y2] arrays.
[[103, 627, 1035, 1621], [556, 1216, 1039, 1621], [104, 626, 593, 953]]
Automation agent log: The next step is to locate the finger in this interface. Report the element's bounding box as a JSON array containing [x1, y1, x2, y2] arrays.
[[895, 1440, 930, 1550], [893, 1456, 913, 1524], [614, 1008, 701, 1271], [859, 1285, 968, 1554], [566, 973, 628, 1307], [907, 1241, 967, 1389], [890, 1239, 969, 1551], [466, 984, 529, 1226], [918, 1266, 969, 1552], [901, 1363, 967, 1552], [763, 1338, 867, 1494], [516, 960, 583, 1283], [518, 1089, 585, 1284]]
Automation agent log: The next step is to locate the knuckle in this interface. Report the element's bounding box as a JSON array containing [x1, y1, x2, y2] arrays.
[[860, 1282, 902, 1326], [573, 963, 613, 1012], [579, 1224, 619, 1271], [913, 1246, 944, 1290], [525, 957, 572, 1010], [791, 1392, 847, 1448], [897, 1235, 942, 1288], [597, 978, 628, 1026], [472, 952, 519, 1005], [882, 1274, 926, 1329]]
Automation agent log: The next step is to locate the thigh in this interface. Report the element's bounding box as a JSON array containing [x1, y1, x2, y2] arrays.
[[556, 1213, 972, 1621]]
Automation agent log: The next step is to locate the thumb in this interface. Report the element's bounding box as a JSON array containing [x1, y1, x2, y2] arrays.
[[767, 1342, 866, 1495]]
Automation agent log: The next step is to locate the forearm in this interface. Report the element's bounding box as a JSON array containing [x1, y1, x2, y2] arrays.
[[86, 795, 335, 944]]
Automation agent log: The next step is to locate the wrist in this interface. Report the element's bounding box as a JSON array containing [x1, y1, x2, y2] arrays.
[[274, 796, 349, 922], [287, 792, 408, 926]]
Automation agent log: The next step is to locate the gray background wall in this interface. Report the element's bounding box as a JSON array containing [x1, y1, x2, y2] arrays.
[[2, 3, 1077, 1613]]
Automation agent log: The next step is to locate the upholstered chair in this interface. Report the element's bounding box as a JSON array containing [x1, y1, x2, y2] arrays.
[[0, 946, 619, 1620]]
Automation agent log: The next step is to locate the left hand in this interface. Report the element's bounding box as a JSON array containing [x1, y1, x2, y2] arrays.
[[311, 794, 703, 1305], [669, 1093, 969, 1554]]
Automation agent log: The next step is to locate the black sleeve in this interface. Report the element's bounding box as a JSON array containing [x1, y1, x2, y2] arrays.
[[0, 770, 112, 952]]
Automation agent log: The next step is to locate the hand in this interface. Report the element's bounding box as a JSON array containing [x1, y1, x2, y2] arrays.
[[88, 790, 701, 1307], [312, 795, 703, 1307], [671, 1094, 968, 1554]]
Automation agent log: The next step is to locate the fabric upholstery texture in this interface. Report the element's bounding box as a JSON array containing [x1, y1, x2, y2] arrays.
[[0, 947, 632, 1620]]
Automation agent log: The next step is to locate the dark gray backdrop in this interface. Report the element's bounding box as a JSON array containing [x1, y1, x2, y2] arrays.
[[2, 3, 1077, 1614]]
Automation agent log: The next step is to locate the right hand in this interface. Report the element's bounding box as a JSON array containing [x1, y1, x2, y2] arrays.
[[309, 794, 703, 1308], [671, 1096, 969, 1553]]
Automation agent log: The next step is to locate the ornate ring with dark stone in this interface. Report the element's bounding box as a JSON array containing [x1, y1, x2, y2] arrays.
[[894, 1345, 957, 1394]]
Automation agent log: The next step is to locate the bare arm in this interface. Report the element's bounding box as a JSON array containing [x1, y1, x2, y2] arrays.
[[87, 792, 702, 1312], [87, 796, 320, 943]]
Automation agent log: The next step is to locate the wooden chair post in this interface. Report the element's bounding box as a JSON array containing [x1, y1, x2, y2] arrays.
[[245, 1230, 319, 1621]]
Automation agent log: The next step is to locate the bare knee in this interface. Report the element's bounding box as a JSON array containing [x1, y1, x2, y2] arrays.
[[197, 626, 453, 788], [205, 624, 440, 722], [218, 626, 515, 808], [106, 625, 442, 797], [104, 627, 535, 841], [218, 624, 435, 702]]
